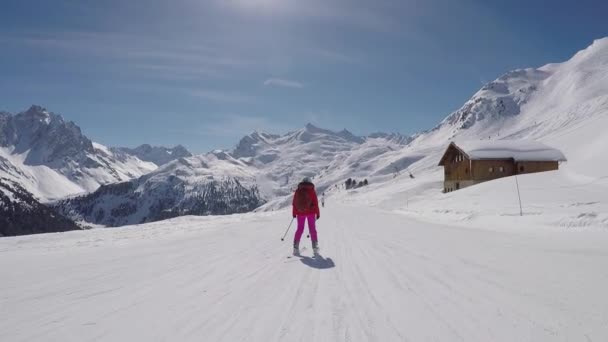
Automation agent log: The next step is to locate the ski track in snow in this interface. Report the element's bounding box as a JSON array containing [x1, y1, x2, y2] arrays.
[[2, 204, 608, 341]]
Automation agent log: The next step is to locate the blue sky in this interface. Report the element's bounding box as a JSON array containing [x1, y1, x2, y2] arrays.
[[1, 0, 607, 153]]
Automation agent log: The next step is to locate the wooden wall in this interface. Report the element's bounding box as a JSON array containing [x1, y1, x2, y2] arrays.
[[516, 161, 559, 174], [471, 160, 516, 181], [443, 150, 472, 182]]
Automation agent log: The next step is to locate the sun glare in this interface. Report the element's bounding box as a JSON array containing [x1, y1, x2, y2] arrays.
[[231, 0, 287, 11]]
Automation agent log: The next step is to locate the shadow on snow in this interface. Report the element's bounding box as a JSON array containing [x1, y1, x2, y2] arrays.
[[299, 254, 336, 269]]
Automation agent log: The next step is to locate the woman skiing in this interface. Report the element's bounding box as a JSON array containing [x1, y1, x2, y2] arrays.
[[292, 177, 320, 255]]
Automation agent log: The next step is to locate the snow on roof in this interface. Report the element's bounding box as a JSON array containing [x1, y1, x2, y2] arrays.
[[449, 140, 567, 162]]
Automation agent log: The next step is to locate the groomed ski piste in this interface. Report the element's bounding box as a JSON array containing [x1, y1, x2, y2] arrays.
[[2, 166, 608, 342]]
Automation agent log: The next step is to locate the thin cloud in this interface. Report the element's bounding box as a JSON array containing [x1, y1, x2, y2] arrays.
[[6, 30, 252, 82], [263, 78, 304, 89], [305, 46, 361, 64], [114, 83, 255, 103], [188, 89, 254, 103]]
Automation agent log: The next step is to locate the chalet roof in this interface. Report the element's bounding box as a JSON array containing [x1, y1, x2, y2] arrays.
[[438, 140, 567, 166]]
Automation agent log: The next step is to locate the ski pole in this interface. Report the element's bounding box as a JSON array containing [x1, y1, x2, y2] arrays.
[[280, 217, 295, 241]]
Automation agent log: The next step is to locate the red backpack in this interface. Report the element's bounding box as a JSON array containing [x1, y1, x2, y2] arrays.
[[294, 188, 313, 212]]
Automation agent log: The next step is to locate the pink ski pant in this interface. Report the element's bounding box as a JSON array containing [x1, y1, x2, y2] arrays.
[[294, 214, 318, 243]]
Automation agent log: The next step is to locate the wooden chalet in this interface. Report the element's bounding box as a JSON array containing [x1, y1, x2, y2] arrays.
[[438, 140, 567, 192]]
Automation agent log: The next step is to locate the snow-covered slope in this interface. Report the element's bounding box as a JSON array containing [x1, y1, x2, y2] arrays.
[[0, 177, 79, 236], [3, 202, 608, 341], [0, 106, 157, 201], [115, 144, 192, 166], [55, 152, 265, 226]]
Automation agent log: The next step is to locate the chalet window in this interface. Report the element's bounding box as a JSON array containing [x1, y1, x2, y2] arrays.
[[499, 166, 504, 172], [465, 167, 469, 174], [519, 165, 524, 172], [489, 167, 494, 173]]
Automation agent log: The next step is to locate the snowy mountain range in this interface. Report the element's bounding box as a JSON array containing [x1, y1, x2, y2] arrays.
[[7, 37, 608, 231], [55, 153, 264, 226], [54, 123, 419, 226], [0, 106, 196, 233], [0, 105, 158, 201]]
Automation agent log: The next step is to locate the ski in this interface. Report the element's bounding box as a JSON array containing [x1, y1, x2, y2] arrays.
[[287, 246, 306, 258]]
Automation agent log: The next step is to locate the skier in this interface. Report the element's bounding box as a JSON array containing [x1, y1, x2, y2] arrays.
[[292, 177, 320, 255]]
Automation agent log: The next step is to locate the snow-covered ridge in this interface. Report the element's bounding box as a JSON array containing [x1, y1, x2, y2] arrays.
[[115, 144, 192, 166], [415, 37, 608, 146], [55, 153, 265, 226], [0, 105, 157, 201]]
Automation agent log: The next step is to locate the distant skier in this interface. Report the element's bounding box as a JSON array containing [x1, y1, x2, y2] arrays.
[[292, 177, 320, 255]]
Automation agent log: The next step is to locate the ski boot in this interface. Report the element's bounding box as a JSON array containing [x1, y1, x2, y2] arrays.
[[312, 241, 320, 256], [293, 242, 300, 256]]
